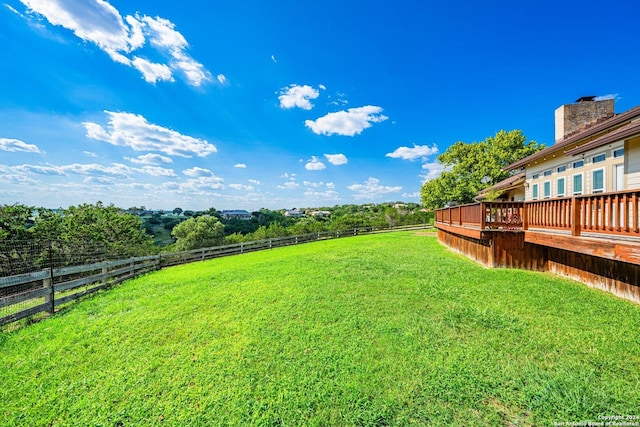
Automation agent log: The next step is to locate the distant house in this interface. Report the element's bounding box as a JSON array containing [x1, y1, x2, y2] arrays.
[[309, 210, 331, 218], [221, 210, 252, 220], [284, 209, 304, 218]]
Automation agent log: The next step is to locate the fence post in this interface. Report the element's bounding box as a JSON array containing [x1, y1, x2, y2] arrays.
[[571, 197, 582, 236], [45, 244, 55, 314], [42, 270, 55, 315], [522, 203, 529, 231]]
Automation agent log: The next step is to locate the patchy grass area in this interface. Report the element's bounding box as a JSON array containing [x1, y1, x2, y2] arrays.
[[1, 232, 639, 426]]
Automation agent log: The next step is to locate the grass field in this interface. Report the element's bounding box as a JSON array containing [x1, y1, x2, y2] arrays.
[[1, 231, 639, 426]]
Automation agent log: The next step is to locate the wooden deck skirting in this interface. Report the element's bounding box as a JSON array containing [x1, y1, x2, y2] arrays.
[[435, 190, 640, 304]]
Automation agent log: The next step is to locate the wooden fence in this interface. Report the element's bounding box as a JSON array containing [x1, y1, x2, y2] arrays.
[[0, 224, 430, 327]]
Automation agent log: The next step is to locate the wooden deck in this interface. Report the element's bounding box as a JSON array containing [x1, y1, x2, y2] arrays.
[[435, 190, 640, 264], [434, 190, 640, 304]]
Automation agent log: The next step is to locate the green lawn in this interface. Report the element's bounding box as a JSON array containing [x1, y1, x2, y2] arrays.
[[1, 232, 639, 426]]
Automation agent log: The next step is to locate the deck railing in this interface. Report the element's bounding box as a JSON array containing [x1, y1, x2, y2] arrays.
[[435, 188, 640, 237], [435, 202, 523, 230]]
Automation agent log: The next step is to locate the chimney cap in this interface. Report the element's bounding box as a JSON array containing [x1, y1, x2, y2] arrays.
[[575, 96, 597, 103]]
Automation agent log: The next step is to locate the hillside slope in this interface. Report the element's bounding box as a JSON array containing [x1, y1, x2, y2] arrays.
[[1, 232, 639, 426]]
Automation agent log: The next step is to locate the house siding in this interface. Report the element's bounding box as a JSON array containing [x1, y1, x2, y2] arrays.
[[525, 141, 626, 200], [626, 136, 640, 188]]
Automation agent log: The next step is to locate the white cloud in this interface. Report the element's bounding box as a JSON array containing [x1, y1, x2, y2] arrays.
[[234, 163, 247, 168], [217, 74, 227, 85], [305, 156, 326, 171], [303, 189, 339, 200], [183, 167, 215, 177], [0, 138, 44, 153], [280, 172, 296, 180], [126, 153, 173, 165], [131, 57, 174, 84], [62, 162, 132, 178], [326, 182, 335, 189], [0, 174, 39, 185], [229, 183, 255, 191], [420, 162, 444, 182], [594, 94, 620, 101], [277, 181, 300, 190], [278, 84, 320, 110], [305, 106, 388, 136], [83, 151, 99, 157], [402, 192, 420, 198], [248, 179, 261, 185], [19, 1, 212, 87], [14, 164, 66, 175], [324, 153, 348, 166], [5, 4, 22, 16], [136, 166, 176, 177], [176, 176, 224, 191], [386, 144, 438, 161], [303, 181, 324, 187], [83, 176, 115, 185], [84, 111, 217, 157], [11, 161, 177, 180], [271, 54, 277, 63], [347, 177, 402, 200], [318, 84, 326, 91]]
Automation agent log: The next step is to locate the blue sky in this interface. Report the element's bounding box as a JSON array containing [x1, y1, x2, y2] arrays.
[[1, 0, 639, 211]]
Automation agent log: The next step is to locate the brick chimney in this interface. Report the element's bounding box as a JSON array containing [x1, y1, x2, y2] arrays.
[[554, 96, 615, 142]]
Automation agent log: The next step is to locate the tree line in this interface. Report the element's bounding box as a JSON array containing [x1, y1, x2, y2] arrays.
[[0, 202, 432, 261]]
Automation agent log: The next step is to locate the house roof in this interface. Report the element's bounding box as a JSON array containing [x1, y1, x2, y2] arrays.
[[222, 210, 251, 215], [565, 120, 640, 156], [476, 172, 525, 199], [505, 105, 640, 171]]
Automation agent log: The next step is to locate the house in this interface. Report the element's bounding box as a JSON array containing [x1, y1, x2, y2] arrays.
[[284, 209, 304, 218], [309, 210, 331, 218], [221, 210, 253, 220], [434, 97, 640, 304], [505, 97, 640, 199]]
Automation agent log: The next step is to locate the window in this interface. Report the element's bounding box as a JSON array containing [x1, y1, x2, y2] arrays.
[[557, 165, 567, 173], [592, 153, 606, 163], [573, 174, 583, 195], [557, 177, 565, 197], [532, 173, 539, 179], [543, 181, 551, 199], [613, 148, 624, 158], [543, 170, 552, 177], [573, 160, 584, 168], [592, 169, 604, 193], [532, 183, 539, 200]]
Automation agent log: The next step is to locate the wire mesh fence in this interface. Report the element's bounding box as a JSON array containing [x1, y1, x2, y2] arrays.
[[1, 224, 432, 327], [0, 239, 150, 325]]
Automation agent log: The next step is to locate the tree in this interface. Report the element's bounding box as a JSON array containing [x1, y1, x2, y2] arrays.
[[420, 130, 544, 209], [171, 215, 225, 251], [173, 207, 183, 216], [32, 202, 155, 257], [0, 204, 35, 240]]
